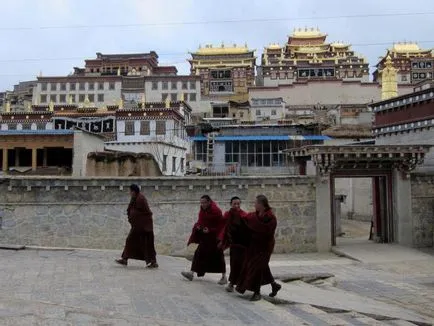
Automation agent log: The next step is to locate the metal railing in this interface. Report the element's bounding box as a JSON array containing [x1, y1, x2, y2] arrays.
[[186, 163, 241, 176]]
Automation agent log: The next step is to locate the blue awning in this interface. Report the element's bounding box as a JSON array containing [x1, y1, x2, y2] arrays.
[[0, 129, 75, 136], [190, 135, 332, 141]]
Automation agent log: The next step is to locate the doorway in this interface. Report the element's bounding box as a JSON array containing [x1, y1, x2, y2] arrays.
[[331, 172, 393, 246]]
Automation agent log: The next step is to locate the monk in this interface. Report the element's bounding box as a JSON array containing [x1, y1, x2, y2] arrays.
[[235, 195, 281, 301], [218, 196, 250, 292], [181, 195, 227, 285], [115, 184, 158, 268]]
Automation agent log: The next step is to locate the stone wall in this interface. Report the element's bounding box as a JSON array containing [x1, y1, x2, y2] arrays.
[[411, 173, 434, 248], [86, 152, 162, 177], [0, 176, 317, 255]]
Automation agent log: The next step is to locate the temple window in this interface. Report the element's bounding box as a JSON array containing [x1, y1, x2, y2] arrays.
[[22, 123, 31, 130], [36, 123, 45, 130], [50, 95, 57, 102], [171, 82, 177, 90], [162, 81, 168, 90], [161, 93, 168, 101], [40, 95, 47, 103], [79, 83, 85, 91], [124, 121, 135, 136], [70, 95, 76, 103], [156, 121, 166, 135], [140, 121, 150, 135], [59, 95, 66, 103], [98, 82, 104, 90], [171, 93, 177, 101], [59, 83, 66, 91], [41, 83, 47, 91], [50, 83, 56, 91], [70, 83, 76, 91], [88, 94, 95, 102], [189, 93, 196, 102], [89, 83, 95, 91], [211, 70, 231, 79], [182, 82, 188, 90], [151, 81, 158, 90], [401, 75, 407, 82], [109, 82, 115, 90], [162, 155, 167, 172], [97, 94, 104, 102], [79, 94, 85, 102], [271, 110, 277, 116], [256, 110, 261, 116]]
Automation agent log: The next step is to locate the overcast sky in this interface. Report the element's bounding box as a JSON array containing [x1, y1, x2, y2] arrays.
[[1, 0, 433, 90]]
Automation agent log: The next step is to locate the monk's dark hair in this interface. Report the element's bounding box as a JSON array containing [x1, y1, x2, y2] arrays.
[[256, 194, 271, 211], [130, 184, 140, 194], [230, 196, 241, 204], [201, 195, 211, 202]]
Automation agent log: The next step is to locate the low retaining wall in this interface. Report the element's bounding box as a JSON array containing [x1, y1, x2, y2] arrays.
[[0, 176, 317, 256]]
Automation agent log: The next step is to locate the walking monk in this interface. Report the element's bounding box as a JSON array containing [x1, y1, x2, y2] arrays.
[[181, 195, 227, 285], [235, 195, 281, 301], [115, 184, 158, 268], [218, 196, 250, 292]]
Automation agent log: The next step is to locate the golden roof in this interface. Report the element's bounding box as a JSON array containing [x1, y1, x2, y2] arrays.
[[266, 43, 282, 50], [294, 46, 328, 53], [291, 27, 326, 38], [194, 43, 252, 55], [330, 42, 350, 48], [391, 42, 425, 53]]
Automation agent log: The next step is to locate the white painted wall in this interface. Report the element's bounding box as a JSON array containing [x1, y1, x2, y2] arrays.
[[376, 128, 434, 172], [72, 130, 106, 176], [33, 80, 122, 106], [335, 177, 373, 221], [249, 82, 414, 106], [104, 142, 186, 176]]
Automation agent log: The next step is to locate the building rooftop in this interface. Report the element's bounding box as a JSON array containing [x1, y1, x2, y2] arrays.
[[192, 43, 253, 56], [290, 27, 327, 39]]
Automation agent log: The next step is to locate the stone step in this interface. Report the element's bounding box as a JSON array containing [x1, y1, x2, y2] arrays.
[[331, 312, 392, 325], [285, 303, 352, 325], [254, 299, 312, 325], [383, 320, 421, 326]]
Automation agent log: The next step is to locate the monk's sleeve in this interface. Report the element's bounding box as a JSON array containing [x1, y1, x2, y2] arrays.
[[208, 207, 224, 234], [135, 196, 152, 215], [218, 212, 230, 242]]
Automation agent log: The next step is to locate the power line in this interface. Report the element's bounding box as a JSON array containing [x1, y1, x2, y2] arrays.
[[1, 12, 434, 31], [0, 40, 432, 64]]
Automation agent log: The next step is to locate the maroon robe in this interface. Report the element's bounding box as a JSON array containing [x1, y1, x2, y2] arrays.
[[121, 193, 157, 264], [187, 201, 226, 276], [219, 208, 250, 284], [235, 209, 276, 294]]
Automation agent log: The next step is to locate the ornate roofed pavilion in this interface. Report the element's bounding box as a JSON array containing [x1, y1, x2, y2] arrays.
[[286, 144, 430, 178], [286, 144, 431, 249]]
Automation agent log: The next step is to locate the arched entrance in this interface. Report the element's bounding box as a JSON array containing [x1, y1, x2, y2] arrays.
[[287, 144, 430, 251]]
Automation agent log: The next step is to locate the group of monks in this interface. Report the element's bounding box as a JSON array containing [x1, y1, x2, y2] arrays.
[[116, 184, 281, 302], [181, 194, 281, 301]]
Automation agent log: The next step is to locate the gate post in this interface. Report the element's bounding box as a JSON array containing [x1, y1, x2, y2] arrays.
[[392, 168, 412, 245], [316, 173, 332, 252]]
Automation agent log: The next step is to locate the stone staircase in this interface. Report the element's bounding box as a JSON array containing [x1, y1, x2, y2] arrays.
[[259, 299, 431, 325]]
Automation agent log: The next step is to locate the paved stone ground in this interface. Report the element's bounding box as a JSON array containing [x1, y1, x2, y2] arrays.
[[1, 248, 433, 325], [271, 248, 434, 320]]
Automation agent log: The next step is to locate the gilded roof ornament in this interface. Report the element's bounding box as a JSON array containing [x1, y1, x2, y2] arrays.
[[165, 97, 170, 108], [380, 55, 398, 100], [48, 100, 54, 112]]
